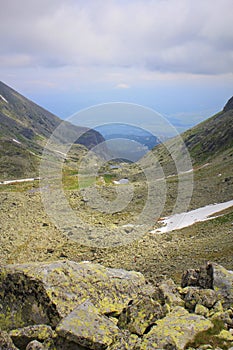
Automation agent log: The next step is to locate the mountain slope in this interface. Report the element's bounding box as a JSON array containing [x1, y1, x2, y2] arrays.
[[135, 96, 233, 215], [147, 96, 233, 170], [183, 103, 233, 164], [0, 81, 104, 179]]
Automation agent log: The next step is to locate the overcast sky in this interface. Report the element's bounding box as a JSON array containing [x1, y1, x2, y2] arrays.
[[0, 0, 233, 126]]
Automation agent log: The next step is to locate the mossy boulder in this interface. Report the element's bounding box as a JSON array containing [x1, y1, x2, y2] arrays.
[[0, 260, 153, 331], [140, 306, 213, 350], [25, 340, 45, 350], [56, 300, 122, 349], [182, 287, 218, 311], [0, 330, 19, 350], [117, 295, 164, 335], [9, 324, 55, 349], [181, 262, 233, 309], [212, 263, 233, 308], [156, 278, 185, 308]]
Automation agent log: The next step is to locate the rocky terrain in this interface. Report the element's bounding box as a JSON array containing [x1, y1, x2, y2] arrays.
[[0, 86, 233, 349], [0, 260, 233, 349]]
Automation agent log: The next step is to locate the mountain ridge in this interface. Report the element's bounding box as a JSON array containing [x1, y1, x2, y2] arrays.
[[0, 81, 104, 179]]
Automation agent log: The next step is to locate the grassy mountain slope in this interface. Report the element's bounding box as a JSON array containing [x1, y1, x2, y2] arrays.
[[0, 81, 104, 179], [183, 108, 233, 164], [145, 97, 233, 212]]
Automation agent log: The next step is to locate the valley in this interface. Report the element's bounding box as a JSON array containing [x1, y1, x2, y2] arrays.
[[0, 82, 233, 350]]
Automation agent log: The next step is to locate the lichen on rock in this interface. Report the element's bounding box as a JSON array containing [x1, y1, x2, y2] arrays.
[[140, 306, 214, 350], [0, 260, 153, 331]]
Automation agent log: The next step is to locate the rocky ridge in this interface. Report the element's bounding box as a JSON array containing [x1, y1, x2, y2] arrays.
[[0, 260, 233, 350]]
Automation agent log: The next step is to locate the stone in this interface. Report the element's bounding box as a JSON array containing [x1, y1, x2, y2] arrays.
[[195, 304, 210, 317], [117, 296, 164, 335], [9, 324, 55, 349], [56, 300, 122, 350], [157, 279, 185, 308], [181, 262, 213, 289], [0, 260, 154, 330], [140, 306, 213, 350], [107, 334, 140, 350], [181, 262, 233, 308], [182, 287, 218, 311], [0, 330, 19, 350], [25, 340, 45, 350], [212, 263, 233, 308], [210, 310, 233, 328], [214, 329, 233, 341]]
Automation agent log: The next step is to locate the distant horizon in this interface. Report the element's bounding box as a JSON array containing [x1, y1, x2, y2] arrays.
[[1, 78, 230, 134]]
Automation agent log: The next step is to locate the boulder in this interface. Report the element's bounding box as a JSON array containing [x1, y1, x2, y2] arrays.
[[157, 278, 185, 308], [182, 287, 218, 311], [181, 262, 213, 289], [212, 263, 233, 308], [181, 262, 233, 308], [0, 260, 153, 330], [56, 300, 122, 349], [25, 340, 45, 350], [117, 296, 164, 335], [0, 330, 19, 350], [140, 306, 213, 350], [9, 324, 55, 349], [107, 333, 140, 349]]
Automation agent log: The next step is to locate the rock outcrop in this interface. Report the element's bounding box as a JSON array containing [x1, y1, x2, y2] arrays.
[[0, 260, 233, 350], [223, 96, 233, 112]]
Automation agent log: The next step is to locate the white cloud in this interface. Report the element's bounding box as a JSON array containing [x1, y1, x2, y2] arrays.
[[115, 83, 130, 89], [0, 0, 233, 78]]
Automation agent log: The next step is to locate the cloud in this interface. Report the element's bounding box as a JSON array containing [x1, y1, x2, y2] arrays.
[[0, 0, 233, 77], [115, 83, 130, 89]]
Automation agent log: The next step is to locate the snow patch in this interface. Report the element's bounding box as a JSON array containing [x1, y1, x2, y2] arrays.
[[0, 177, 40, 185], [151, 199, 233, 234], [12, 138, 21, 144], [113, 178, 129, 185], [0, 94, 8, 103], [54, 150, 67, 157]]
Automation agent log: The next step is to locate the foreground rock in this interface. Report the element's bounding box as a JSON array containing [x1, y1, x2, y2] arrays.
[[181, 261, 233, 308], [140, 306, 213, 350], [0, 260, 233, 349], [56, 300, 123, 349], [0, 260, 153, 330]]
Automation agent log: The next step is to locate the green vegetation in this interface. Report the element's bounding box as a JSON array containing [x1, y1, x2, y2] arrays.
[[186, 319, 231, 350]]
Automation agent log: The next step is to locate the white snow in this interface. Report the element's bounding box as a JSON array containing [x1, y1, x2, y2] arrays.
[[113, 178, 129, 185], [54, 150, 67, 157], [151, 199, 233, 234], [12, 138, 21, 144], [0, 177, 40, 185], [0, 94, 8, 103]]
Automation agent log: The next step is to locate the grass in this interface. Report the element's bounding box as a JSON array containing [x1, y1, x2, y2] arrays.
[[186, 319, 231, 350]]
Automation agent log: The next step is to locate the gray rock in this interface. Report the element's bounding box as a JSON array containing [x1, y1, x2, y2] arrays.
[[181, 262, 213, 289], [212, 263, 233, 308], [0, 260, 154, 330], [0, 330, 19, 350], [56, 300, 122, 349], [182, 287, 218, 311], [181, 262, 233, 308], [140, 306, 213, 350], [9, 324, 55, 349], [117, 296, 164, 335], [25, 340, 45, 350], [157, 278, 185, 308]]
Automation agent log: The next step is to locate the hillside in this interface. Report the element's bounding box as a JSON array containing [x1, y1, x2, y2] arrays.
[[183, 100, 233, 164], [0, 81, 104, 179]]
